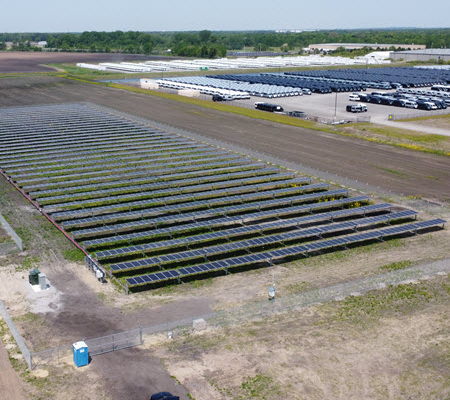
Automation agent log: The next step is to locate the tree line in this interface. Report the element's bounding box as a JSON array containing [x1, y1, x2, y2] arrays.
[[0, 29, 448, 57]]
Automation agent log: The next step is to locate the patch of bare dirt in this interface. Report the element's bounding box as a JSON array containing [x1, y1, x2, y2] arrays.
[[409, 116, 450, 131], [0, 336, 26, 400], [0, 52, 180, 73], [155, 277, 450, 400]]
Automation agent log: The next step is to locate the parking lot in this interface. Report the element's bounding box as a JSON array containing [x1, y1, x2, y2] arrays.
[[231, 89, 449, 124]]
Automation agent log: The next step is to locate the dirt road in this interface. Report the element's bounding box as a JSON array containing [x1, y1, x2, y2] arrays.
[[0, 76, 448, 202], [0, 337, 26, 400], [0, 52, 179, 73]]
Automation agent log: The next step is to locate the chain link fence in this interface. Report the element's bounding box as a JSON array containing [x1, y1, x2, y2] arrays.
[[4, 258, 448, 370], [30, 328, 143, 369], [86, 327, 143, 356], [0, 299, 32, 369], [388, 109, 449, 120], [0, 214, 23, 251]]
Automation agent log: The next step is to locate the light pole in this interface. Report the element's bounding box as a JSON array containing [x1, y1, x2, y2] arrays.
[[334, 91, 338, 121]]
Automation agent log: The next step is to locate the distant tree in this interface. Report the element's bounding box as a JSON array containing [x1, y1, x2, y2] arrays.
[[199, 30, 211, 43], [0, 42, 6, 50], [143, 41, 153, 54]]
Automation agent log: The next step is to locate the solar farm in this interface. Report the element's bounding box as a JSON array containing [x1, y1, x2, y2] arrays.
[[0, 102, 445, 294]]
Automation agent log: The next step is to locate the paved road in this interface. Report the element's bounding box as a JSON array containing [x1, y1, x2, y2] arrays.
[[0, 76, 448, 203]]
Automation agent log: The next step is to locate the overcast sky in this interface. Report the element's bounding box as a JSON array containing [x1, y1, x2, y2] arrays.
[[2, 0, 449, 32]]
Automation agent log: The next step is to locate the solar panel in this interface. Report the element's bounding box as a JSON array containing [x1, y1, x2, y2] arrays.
[[67, 188, 349, 231], [124, 218, 446, 287], [81, 195, 367, 247], [38, 169, 290, 205], [51, 180, 324, 220], [23, 159, 257, 192]]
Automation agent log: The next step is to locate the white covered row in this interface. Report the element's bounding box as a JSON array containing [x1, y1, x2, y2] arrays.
[[77, 54, 391, 74], [161, 76, 303, 98], [155, 80, 250, 99]]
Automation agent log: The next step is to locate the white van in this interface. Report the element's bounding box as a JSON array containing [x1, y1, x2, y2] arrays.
[[348, 94, 360, 101], [425, 101, 438, 110], [404, 100, 418, 109]]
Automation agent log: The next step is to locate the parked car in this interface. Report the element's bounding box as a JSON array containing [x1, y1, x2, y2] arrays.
[[150, 392, 180, 400], [404, 100, 418, 109], [288, 110, 306, 118], [369, 94, 383, 104], [348, 94, 360, 101], [346, 104, 367, 113], [416, 101, 434, 110], [376, 96, 394, 105], [301, 88, 312, 95], [358, 93, 370, 102], [255, 102, 284, 113], [392, 99, 406, 107], [212, 94, 234, 102], [429, 98, 447, 109]]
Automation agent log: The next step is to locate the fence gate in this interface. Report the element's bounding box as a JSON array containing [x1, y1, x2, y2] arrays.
[[85, 327, 143, 356]]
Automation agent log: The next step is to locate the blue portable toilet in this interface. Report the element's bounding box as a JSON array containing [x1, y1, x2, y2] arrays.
[[73, 341, 89, 367]]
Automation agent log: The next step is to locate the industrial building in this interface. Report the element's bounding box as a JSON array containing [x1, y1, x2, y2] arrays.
[[308, 43, 426, 51], [390, 48, 450, 62]]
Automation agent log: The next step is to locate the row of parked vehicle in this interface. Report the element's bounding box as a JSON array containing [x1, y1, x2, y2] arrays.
[[398, 87, 450, 100], [286, 67, 450, 89], [349, 91, 448, 111]]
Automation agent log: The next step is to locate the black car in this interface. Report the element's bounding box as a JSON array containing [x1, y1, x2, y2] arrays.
[[392, 99, 406, 107], [150, 392, 180, 400], [416, 101, 433, 110], [288, 110, 306, 118], [212, 94, 234, 102]]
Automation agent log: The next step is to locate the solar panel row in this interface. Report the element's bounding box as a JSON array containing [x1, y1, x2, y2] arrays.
[[96, 202, 395, 260], [125, 219, 446, 287], [66, 187, 345, 232], [3, 145, 213, 173], [3, 143, 209, 170], [110, 210, 418, 274], [23, 159, 257, 191], [31, 166, 278, 200], [49, 178, 316, 217], [37, 169, 288, 204], [80, 194, 364, 247], [43, 175, 307, 213], [18, 151, 242, 186], [15, 152, 240, 182], [0, 128, 167, 153], [11, 150, 230, 178], [0, 136, 193, 160]]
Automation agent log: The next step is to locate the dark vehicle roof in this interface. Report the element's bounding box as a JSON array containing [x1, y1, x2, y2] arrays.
[[151, 392, 176, 400]]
